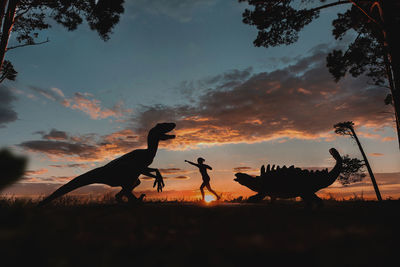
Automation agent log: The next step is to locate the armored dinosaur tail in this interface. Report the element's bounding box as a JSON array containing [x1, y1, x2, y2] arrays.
[[38, 168, 101, 206]]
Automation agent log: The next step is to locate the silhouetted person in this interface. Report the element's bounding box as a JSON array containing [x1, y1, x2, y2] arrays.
[[185, 157, 220, 201]]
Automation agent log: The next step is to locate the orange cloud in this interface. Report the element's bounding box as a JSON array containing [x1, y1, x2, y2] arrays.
[[132, 49, 394, 150], [66, 93, 132, 120], [25, 168, 48, 176], [28, 87, 132, 120]]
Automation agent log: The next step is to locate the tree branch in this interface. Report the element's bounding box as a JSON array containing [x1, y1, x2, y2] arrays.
[[6, 38, 49, 51], [348, 0, 382, 27], [309, 1, 352, 12]]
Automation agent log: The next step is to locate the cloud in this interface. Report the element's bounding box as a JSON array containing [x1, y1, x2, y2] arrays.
[[25, 168, 48, 176], [27, 87, 132, 120], [35, 129, 68, 140], [233, 166, 254, 172], [29, 86, 64, 102], [64, 93, 132, 120], [18, 128, 142, 162], [141, 168, 191, 180], [141, 175, 190, 180], [0, 85, 18, 127], [49, 163, 92, 169], [370, 153, 384, 157], [131, 47, 394, 149], [159, 168, 190, 175], [127, 0, 218, 23]]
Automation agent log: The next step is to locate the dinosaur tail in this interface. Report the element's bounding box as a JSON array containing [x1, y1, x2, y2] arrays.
[[38, 168, 100, 206]]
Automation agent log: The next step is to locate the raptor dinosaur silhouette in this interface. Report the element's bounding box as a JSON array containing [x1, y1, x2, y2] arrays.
[[39, 122, 176, 205], [234, 148, 343, 207]]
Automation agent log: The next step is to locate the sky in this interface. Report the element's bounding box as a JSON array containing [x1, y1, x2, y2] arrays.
[[1, 0, 399, 201]]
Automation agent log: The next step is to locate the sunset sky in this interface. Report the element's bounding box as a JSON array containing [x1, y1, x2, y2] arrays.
[[1, 0, 399, 200]]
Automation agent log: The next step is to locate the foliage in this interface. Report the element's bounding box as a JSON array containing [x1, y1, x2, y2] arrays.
[[338, 154, 366, 185], [0, 60, 17, 83], [0, 148, 27, 191], [14, 0, 125, 43], [239, 0, 387, 85], [0, 0, 125, 82], [333, 121, 354, 137]]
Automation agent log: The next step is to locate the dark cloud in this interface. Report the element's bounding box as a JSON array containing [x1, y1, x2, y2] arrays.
[[0, 85, 18, 127], [49, 163, 91, 168], [18, 129, 142, 162], [35, 129, 69, 140], [132, 48, 394, 149], [233, 166, 253, 172], [159, 168, 189, 175], [178, 67, 253, 98]]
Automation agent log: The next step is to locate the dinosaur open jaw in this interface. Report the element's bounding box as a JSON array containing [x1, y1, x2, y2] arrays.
[[234, 173, 244, 182], [159, 134, 176, 140], [157, 122, 176, 140]]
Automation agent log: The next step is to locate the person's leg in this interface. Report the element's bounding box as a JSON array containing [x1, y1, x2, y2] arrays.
[[206, 183, 220, 200], [200, 182, 206, 200]]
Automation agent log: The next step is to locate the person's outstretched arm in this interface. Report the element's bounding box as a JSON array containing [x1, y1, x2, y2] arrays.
[[205, 164, 212, 170], [184, 160, 200, 168]]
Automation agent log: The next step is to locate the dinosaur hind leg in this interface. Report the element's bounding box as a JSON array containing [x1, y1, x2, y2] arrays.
[[115, 179, 144, 203]]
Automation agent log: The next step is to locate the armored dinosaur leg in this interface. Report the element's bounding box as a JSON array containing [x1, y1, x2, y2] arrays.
[[301, 193, 323, 209], [247, 193, 267, 203], [311, 193, 323, 208], [300, 194, 313, 209]]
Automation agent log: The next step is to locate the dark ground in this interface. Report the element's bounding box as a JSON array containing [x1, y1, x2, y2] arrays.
[[0, 199, 399, 266]]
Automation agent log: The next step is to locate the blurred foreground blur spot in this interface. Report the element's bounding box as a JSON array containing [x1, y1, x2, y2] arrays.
[[0, 148, 27, 191]]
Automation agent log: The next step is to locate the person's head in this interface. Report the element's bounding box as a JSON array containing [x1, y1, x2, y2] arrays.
[[197, 157, 205, 164]]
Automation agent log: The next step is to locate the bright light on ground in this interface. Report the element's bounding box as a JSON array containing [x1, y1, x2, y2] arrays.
[[204, 195, 216, 203]]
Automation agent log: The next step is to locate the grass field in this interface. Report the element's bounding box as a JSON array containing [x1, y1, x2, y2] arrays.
[[1, 198, 399, 266]]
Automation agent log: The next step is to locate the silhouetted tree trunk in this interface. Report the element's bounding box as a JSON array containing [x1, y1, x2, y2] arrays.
[[334, 121, 382, 201], [380, 0, 400, 148], [349, 127, 382, 201], [0, 0, 18, 72]]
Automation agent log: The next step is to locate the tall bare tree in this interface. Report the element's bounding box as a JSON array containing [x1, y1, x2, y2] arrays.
[[334, 121, 382, 201]]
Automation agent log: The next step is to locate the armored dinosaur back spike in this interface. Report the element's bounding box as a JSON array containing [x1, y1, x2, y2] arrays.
[[271, 165, 276, 171], [261, 165, 265, 175], [266, 164, 271, 172], [276, 165, 281, 171], [282, 165, 287, 170], [289, 165, 294, 169]]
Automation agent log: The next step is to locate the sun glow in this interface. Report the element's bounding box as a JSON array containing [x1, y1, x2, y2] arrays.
[[204, 195, 216, 203]]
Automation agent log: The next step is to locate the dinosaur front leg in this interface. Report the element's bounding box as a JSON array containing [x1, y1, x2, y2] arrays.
[[142, 168, 165, 192]]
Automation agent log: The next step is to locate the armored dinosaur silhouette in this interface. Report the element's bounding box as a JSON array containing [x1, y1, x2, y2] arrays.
[[39, 122, 176, 205], [234, 148, 342, 207]]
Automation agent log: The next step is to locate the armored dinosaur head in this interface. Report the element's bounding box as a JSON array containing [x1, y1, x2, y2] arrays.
[[149, 123, 176, 141], [234, 173, 258, 189], [329, 148, 341, 161]]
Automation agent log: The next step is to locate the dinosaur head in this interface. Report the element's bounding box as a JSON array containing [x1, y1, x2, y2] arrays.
[[234, 173, 258, 191], [329, 148, 341, 161], [150, 122, 176, 141]]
